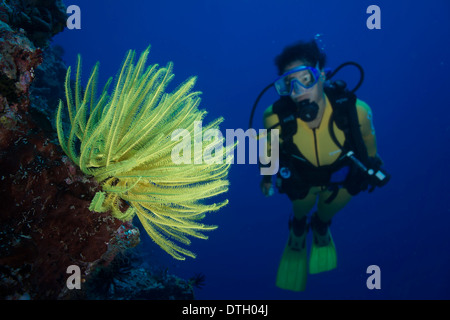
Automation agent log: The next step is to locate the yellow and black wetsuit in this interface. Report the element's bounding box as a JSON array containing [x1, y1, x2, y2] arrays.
[[263, 94, 378, 220]]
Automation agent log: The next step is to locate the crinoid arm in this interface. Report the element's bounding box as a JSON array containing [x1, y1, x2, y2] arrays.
[[57, 46, 231, 260]]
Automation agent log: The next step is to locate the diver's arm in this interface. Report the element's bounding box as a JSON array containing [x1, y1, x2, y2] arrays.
[[260, 105, 280, 196], [357, 100, 390, 188], [262, 105, 282, 157], [356, 100, 377, 158]]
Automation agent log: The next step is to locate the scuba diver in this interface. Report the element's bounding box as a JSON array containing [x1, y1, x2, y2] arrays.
[[252, 39, 390, 291]]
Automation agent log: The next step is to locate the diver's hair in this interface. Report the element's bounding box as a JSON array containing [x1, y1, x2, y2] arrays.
[[275, 39, 326, 75]]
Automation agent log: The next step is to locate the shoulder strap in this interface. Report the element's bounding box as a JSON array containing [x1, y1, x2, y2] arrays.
[[271, 96, 298, 140], [271, 96, 310, 161], [325, 81, 369, 164]]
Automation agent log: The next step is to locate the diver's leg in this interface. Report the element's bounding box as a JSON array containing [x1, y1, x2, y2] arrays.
[[292, 189, 317, 221], [309, 188, 351, 274], [276, 190, 317, 291], [290, 190, 317, 249], [316, 187, 352, 222]]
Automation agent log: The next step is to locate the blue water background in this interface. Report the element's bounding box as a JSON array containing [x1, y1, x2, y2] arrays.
[[54, 0, 450, 299]]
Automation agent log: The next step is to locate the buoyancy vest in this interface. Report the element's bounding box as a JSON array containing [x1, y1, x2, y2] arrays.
[[271, 81, 377, 202]]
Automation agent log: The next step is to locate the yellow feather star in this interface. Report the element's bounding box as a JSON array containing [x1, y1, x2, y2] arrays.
[[56, 46, 231, 260]]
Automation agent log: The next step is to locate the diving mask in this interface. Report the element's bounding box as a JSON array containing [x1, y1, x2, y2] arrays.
[[274, 65, 321, 96]]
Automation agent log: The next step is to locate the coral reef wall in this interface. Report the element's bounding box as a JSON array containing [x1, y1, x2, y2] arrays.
[[0, 0, 123, 299], [1, 0, 196, 300], [1, 0, 66, 47], [0, 0, 177, 299]]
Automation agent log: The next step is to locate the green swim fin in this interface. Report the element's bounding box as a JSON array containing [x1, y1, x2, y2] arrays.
[[276, 217, 308, 291], [309, 213, 337, 274]]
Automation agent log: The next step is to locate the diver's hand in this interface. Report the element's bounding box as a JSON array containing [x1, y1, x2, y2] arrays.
[[261, 181, 274, 197]]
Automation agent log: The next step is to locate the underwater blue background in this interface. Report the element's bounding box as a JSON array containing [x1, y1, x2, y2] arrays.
[[53, 0, 450, 299]]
